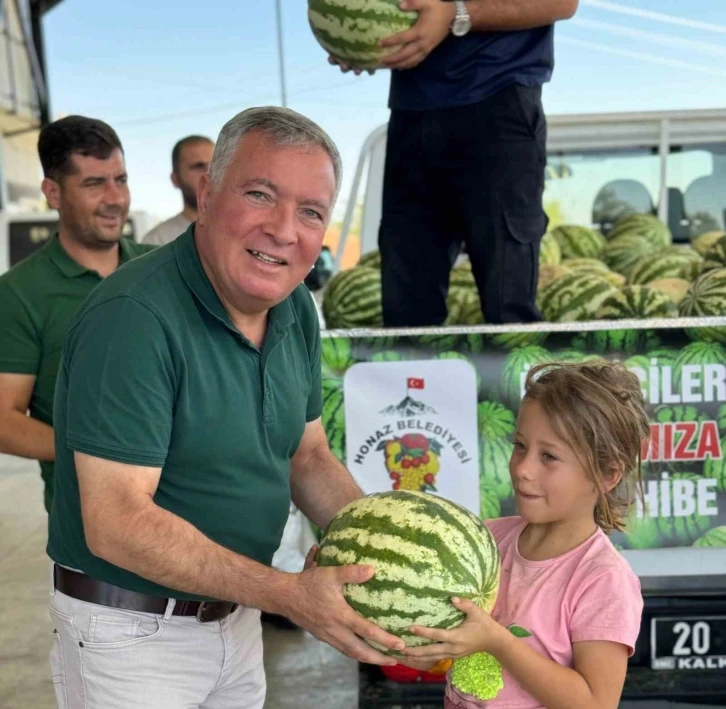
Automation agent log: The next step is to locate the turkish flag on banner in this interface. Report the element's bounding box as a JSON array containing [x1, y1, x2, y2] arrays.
[[407, 377, 425, 390]]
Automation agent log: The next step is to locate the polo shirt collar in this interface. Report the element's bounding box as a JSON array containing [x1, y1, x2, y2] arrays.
[[47, 233, 134, 278], [173, 224, 296, 340]]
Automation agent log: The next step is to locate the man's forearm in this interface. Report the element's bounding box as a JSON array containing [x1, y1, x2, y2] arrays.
[[290, 443, 363, 529], [466, 0, 578, 31], [0, 411, 54, 461], [90, 500, 293, 614]]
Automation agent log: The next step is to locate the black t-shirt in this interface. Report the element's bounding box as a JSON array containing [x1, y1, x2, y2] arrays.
[[388, 26, 555, 111]]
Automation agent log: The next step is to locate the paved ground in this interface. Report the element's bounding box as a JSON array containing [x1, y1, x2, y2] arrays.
[[0, 454, 720, 709]]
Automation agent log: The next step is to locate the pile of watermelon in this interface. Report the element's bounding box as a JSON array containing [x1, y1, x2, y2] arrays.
[[322, 218, 726, 340]]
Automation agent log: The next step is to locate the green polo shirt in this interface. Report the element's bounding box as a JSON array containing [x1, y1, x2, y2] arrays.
[[0, 235, 155, 512], [47, 225, 322, 600]]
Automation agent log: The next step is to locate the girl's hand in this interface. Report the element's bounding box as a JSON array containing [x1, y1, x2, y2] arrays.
[[303, 544, 318, 570], [404, 597, 509, 661]]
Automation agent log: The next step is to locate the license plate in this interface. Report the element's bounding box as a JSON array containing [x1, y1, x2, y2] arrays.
[[651, 616, 726, 671]]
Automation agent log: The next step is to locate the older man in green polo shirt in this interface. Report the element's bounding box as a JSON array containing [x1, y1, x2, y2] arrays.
[[47, 106, 403, 709], [0, 116, 154, 513]]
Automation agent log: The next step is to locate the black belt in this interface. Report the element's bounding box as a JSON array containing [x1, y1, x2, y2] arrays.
[[53, 565, 238, 623]]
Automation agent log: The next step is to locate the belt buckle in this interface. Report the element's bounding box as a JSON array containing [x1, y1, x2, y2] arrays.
[[196, 601, 237, 623], [196, 602, 215, 623]]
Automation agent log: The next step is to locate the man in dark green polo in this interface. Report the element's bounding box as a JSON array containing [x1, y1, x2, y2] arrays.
[[0, 116, 155, 513], [46, 106, 403, 709]]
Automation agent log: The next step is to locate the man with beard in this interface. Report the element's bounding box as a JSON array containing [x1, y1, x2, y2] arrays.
[[0, 115, 155, 513], [143, 135, 215, 246]]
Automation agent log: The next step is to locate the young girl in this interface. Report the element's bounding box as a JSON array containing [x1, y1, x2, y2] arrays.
[[403, 360, 650, 709]]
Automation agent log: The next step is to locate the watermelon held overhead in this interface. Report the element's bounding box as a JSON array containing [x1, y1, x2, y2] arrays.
[[317, 490, 500, 653], [308, 0, 418, 70]]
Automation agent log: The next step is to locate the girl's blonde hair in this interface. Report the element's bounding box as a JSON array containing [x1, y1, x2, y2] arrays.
[[523, 360, 651, 533]]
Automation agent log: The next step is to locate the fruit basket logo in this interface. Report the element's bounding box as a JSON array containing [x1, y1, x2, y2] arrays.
[[378, 432, 443, 492]]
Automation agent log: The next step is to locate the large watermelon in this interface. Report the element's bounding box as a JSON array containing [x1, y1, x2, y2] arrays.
[[499, 346, 553, 409], [549, 225, 605, 259], [679, 268, 726, 317], [594, 286, 677, 320], [479, 437, 514, 501], [537, 272, 616, 322], [702, 236, 726, 272], [561, 257, 609, 274], [323, 266, 382, 328], [539, 231, 561, 266], [308, 0, 417, 70], [628, 248, 703, 285], [608, 214, 672, 249], [602, 235, 653, 276], [317, 491, 500, 651]]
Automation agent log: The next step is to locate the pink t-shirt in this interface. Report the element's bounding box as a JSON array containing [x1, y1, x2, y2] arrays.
[[445, 516, 643, 709]]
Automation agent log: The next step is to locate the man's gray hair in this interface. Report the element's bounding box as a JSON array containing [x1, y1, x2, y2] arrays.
[[209, 106, 342, 193]]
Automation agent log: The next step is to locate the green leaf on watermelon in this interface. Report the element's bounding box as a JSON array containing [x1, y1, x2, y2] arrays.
[[430, 440, 443, 455], [395, 452, 403, 463], [409, 447, 425, 458], [376, 441, 387, 451]]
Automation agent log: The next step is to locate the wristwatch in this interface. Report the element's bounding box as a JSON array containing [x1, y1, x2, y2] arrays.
[[451, 0, 472, 37]]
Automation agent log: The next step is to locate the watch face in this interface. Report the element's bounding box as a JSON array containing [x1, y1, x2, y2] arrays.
[[452, 17, 471, 37]]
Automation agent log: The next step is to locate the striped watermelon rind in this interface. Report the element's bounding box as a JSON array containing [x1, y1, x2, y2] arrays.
[[322, 337, 356, 376], [537, 272, 616, 322], [478, 401, 516, 440], [692, 231, 726, 257], [594, 286, 677, 320], [684, 327, 726, 345], [308, 0, 418, 69], [602, 235, 652, 276], [702, 236, 726, 272], [549, 225, 605, 259], [673, 341, 726, 387], [358, 250, 381, 269], [628, 248, 703, 285], [608, 214, 672, 249], [479, 485, 501, 521], [322, 266, 382, 328], [480, 438, 514, 502], [317, 490, 501, 652], [678, 268, 726, 318], [571, 329, 661, 356], [539, 231, 561, 266]]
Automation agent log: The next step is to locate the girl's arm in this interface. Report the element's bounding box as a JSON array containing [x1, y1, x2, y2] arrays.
[[405, 597, 632, 709], [492, 632, 629, 709]]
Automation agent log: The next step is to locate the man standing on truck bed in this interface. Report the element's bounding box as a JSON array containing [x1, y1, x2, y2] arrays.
[[338, 0, 578, 326], [0, 116, 155, 513]]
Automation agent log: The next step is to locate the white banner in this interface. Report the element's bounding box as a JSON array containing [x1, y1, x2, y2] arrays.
[[344, 359, 480, 516]]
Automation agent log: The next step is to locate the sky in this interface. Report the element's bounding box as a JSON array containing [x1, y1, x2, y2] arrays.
[[41, 0, 726, 225]]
